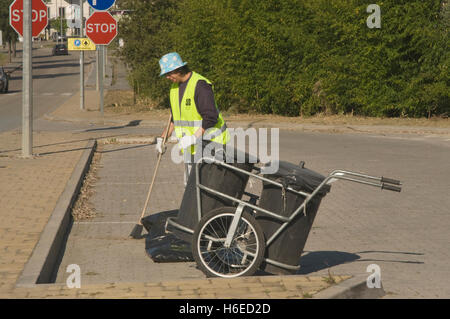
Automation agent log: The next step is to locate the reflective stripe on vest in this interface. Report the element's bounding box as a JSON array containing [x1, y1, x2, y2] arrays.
[[173, 120, 203, 127]]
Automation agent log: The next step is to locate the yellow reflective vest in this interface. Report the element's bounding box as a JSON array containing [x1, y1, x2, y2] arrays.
[[169, 72, 230, 154]]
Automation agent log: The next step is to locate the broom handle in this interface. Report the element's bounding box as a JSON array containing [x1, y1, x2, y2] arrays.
[[138, 113, 172, 223]]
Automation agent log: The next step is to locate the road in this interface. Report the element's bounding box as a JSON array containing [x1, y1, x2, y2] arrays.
[[0, 43, 94, 133]]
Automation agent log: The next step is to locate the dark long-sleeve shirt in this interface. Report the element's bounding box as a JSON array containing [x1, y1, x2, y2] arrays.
[[171, 73, 219, 130]]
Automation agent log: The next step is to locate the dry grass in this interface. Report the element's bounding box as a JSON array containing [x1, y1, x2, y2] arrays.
[[71, 149, 102, 221], [104, 89, 161, 113], [103, 90, 450, 128], [223, 112, 450, 128]]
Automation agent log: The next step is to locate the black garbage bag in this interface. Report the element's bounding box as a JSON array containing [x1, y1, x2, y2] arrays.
[[145, 233, 194, 263], [141, 210, 178, 240]]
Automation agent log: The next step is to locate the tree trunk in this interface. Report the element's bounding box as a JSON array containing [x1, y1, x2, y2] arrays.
[[8, 40, 12, 63]]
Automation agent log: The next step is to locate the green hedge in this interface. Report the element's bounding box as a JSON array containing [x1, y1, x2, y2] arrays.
[[117, 0, 449, 117]]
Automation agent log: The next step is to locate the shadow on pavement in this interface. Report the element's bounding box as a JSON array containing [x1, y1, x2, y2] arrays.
[[355, 250, 425, 264], [37, 145, 92, 156], [297, 250, 361, 275], [0, 134, 127, 154], [33, 63, 80, 70], [10, 72, 79, 80], [82, 120, 142, 132]]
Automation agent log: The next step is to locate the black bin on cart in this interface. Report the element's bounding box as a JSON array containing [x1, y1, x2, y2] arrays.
[[256, 161, 331, 275], [172, 142, 257, 242]]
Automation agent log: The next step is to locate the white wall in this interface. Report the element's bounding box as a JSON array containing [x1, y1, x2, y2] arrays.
[[46, 0, 92, 37], [46, 0, 91, 20]]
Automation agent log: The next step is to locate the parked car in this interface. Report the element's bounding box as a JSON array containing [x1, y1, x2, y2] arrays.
[[52, 44, 69, 56], [0, 67, 9, 94]]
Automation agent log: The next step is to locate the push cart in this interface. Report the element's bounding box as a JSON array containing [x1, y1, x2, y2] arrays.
[[165, 154, 402, 278]]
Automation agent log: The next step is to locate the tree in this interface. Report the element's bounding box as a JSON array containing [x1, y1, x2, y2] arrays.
[[0, 0, 19, 63], [50, 18, 68, 36], [117, 0, 449, 117]]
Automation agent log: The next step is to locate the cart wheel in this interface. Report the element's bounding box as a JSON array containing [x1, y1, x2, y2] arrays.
[[192, 206, 265, 278]]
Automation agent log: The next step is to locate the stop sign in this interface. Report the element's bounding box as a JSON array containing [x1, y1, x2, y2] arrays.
[[9, 0, 48, 37], [86, 12, 117, 45]]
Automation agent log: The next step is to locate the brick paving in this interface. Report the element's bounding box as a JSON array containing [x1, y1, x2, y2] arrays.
[[1, 274, 349, 299]]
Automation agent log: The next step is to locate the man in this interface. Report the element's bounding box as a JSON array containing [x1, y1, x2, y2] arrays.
[[156, 52, 230, 185]]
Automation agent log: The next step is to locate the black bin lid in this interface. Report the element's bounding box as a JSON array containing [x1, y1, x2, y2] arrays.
[[262, 161, 330, 196], [201, 140, 259, 164]]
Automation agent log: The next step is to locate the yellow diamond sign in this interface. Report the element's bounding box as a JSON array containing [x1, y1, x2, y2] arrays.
[[68, 38, 96, 51]]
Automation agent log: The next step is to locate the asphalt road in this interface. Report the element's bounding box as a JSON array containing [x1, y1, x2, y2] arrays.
[[0, 44, 94, 133]]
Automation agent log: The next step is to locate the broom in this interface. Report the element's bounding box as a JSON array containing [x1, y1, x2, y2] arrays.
[[129, 113, 172, 239]]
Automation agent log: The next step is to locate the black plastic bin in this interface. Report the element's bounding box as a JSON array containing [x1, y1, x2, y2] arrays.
[[256, 161, 331, 275], [172, 141, 257, 242]]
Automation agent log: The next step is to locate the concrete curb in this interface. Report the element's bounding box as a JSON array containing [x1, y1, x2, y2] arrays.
[[313, 274, 385, 299], [15, 139, 97, 287]]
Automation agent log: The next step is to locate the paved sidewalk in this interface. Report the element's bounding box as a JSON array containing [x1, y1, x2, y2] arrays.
[[0, 111, 349, 298]]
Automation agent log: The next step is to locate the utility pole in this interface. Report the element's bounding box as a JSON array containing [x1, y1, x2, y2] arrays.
[[80, 0, 84, 110], [59, 0, 63, 43], [99, 45, 104, 116], [22, 0, 33, 157], [96, 45, 99, 91], [103, 44, 106, 80]]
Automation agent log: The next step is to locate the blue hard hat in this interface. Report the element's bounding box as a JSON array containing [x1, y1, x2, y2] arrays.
[[159, 52, 188, 76]]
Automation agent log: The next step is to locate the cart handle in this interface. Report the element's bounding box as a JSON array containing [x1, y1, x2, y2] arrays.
[[381, 183, 402, 192], [328, 170, 402, 192], [381, 177, 402, 185]]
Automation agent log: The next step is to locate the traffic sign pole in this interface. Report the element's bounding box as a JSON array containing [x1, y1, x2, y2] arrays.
[[86, 1, 117, 117], [96, 46, 99, 91], [9, 0, 49, 157], [80, 0, 85, 110], [22, 0, 32, 157], [99, 45, 104, 116]]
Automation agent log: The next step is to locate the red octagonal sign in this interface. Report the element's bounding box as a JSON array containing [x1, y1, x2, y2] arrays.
[[86, 11, 118, 45], [9, 0, 49, 37]]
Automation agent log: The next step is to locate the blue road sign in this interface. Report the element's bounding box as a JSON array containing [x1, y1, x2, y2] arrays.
[[87, 0, 115, 11], [74, 39, 81, 46]]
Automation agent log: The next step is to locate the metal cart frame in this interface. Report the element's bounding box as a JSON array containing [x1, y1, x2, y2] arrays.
[[166, 155, 402, 277]]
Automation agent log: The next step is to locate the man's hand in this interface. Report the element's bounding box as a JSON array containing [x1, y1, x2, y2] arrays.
[[155, 137, 167, 155], [177, 135, 198, 150]]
